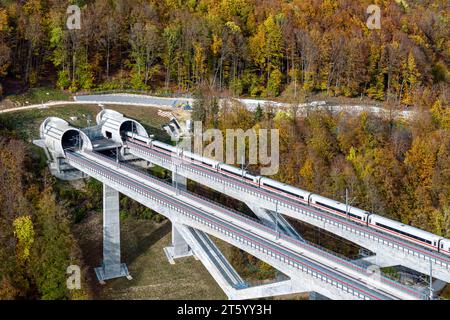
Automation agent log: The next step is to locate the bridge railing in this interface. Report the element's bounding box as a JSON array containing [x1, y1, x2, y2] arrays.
[[126, 139, 450, 272], [83, 150, 426, 299], [66, 151, 387, 300]]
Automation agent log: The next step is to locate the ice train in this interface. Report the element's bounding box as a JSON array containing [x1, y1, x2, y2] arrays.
[[126, 132, 450, 256]]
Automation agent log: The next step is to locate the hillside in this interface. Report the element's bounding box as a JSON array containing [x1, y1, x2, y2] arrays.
[[0, 0, 448, 106]]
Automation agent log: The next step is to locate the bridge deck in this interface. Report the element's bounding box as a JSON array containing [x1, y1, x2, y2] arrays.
[[124, 139, 450, 283], [65, 150, 425, 300]]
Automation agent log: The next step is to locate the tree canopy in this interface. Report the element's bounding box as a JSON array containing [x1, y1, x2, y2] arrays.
[[0, 0, 447, 101]]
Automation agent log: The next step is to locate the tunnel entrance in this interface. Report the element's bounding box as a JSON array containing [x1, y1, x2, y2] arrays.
[[62, 129, 83, 152], [120, 120, 139, 141]]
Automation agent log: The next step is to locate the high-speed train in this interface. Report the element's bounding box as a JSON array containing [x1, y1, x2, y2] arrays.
[[126, 133, 450, 256]]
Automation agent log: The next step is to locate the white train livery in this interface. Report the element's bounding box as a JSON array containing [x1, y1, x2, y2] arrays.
[[126, 133, 450, 256]]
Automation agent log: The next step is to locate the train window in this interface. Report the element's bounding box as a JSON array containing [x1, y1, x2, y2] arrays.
[[441, 243, 444, 248], [264, 184, 303, 199], [316, 202, 362, 220], [106, 131, 112, 139], [348, 213, 362, 220], [316, 201, 345, 214], [222, 168, 239, 175]]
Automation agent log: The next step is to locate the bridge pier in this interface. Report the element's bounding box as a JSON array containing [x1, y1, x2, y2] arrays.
[[248, 205, 278, 229], [164, 223, 195, 264], [95, 184, 132, 283], [164, 171, 194, 263]]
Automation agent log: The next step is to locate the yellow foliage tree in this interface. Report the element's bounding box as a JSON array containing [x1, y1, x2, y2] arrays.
[[401, 50, 421, 105], [299, 158, 314, 190], [13, 216, 35, 265], [404, 137, 436, 189], [431, 100, 450, 130]]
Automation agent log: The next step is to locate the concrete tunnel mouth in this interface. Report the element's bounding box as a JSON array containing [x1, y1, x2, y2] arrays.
[[62, 129, 82, 151], [119, 120, 147, 141]]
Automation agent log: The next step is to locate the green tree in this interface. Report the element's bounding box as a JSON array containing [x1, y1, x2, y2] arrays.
[[129, 21, 162, 89], [31, 188, 73, 300], [266, 69, 283, 97], [254, 104, 263, 122]]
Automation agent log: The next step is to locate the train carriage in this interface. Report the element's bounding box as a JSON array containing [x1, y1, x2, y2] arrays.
[[309, 194, 370, 223], [260, 177, 311, 202], [152, 141, 178, 154], [218, 163, 246, 177], [369, 215, 442, 249], [183, 150, 220, 169], [439, 239, 450, 255]]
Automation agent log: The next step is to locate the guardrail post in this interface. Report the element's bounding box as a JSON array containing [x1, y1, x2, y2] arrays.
[[94, 184, 132, 283]]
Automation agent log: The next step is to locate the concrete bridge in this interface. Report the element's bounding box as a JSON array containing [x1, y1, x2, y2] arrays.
[[33, 109, 449, 300]]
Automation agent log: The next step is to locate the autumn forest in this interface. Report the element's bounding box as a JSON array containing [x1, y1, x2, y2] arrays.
[[0, 0, 447, 100]]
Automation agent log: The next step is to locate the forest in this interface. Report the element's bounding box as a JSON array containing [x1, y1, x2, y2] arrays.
[[0, 134, 89, 299], [192, 90, 449, 236], [0, 0, 448, 103]]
